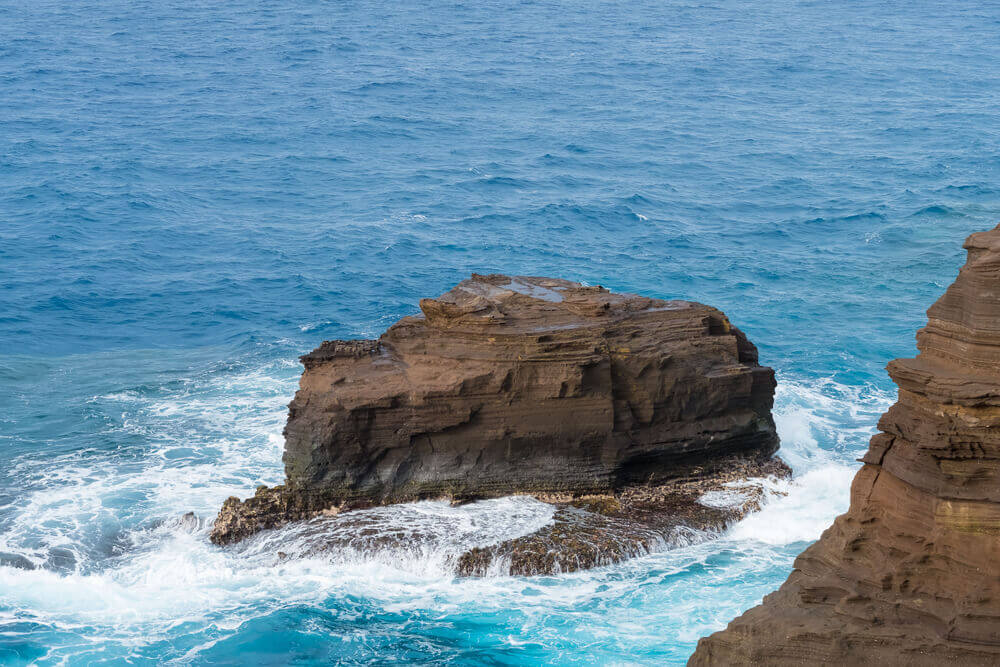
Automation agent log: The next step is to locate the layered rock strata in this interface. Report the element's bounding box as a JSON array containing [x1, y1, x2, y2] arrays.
[[211, 274, 782, 567], [690, 225, 1000, 666]]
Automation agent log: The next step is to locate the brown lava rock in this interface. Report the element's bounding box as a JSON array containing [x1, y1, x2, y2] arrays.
[[210, 274, 783, 572]]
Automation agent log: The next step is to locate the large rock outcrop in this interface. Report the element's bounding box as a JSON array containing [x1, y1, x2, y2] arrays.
[[690, 226, 1000, 665], [211, 274, 782, 568]]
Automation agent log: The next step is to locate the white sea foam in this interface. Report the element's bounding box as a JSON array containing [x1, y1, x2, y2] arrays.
[[0, 496, 560, 642], [771, 375, 891, 470], [237, 496, 556, 575], [298, 319, 333, 332], [0, 367, 896, 662], [720, 376, 893, 547], [0, 359, 293, 571], [725, 464, 855, 545]]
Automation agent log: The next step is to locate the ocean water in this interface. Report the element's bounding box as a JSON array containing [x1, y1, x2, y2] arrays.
[[2, 0, 999, 663]]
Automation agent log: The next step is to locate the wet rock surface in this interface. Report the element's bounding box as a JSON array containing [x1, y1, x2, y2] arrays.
[[211, 274, 782, 571], [231, 455, 789, 577], [690, 225, 1000, 666], [457, 454, 790, 576]]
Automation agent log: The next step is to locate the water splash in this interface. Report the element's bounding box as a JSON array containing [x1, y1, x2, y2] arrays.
[[0, 362, 894, 663]]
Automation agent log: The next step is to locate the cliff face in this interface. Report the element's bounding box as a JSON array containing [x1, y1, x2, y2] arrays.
[[690, 226, 1000, 666], [211, 274, 780, 551]]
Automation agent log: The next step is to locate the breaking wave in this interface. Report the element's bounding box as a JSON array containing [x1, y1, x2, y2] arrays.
[[0, 354, 894, 663]]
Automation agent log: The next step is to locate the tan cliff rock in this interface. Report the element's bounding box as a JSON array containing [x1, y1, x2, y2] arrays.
[[690, 225, 1000, 666]]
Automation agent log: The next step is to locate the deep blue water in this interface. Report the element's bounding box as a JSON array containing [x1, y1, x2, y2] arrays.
[[2, 0, 999, 664]]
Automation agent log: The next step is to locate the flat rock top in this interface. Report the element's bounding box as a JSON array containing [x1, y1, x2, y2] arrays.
[[413, 273, 696, 333]]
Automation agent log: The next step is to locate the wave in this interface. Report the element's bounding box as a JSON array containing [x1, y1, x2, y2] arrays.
[[0, 359, 894, 663], [0, 356, 296, 573], [729, 376, 893, 547]]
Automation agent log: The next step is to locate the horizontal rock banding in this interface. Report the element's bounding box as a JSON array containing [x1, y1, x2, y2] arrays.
[[690, 226, 1000, 666], [211, 274, 782, 566]]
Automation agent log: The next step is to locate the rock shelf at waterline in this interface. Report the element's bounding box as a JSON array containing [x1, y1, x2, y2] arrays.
[[210, 274, 787, 574], [691, 224, 1000, 665]]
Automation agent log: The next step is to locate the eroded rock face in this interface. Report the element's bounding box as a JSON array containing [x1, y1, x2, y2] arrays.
[[211, 274, 780, 551], [690, 226, 1000, 666]]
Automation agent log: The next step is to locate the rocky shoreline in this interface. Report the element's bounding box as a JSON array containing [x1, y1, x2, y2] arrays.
[[211, 274, 784, 573], [690, 225, 1000, 665]]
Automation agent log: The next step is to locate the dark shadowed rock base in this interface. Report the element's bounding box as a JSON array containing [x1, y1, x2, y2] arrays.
[[690, 225, 1000, 666]]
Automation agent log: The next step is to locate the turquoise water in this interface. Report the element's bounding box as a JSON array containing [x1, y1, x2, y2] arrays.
[[2, 0, 999, 663]]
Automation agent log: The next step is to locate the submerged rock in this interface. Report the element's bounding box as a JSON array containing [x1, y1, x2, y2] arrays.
[[690, 225, 1000, 666], [0, 551, 36, 571], [211, 274, 783, 571]]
